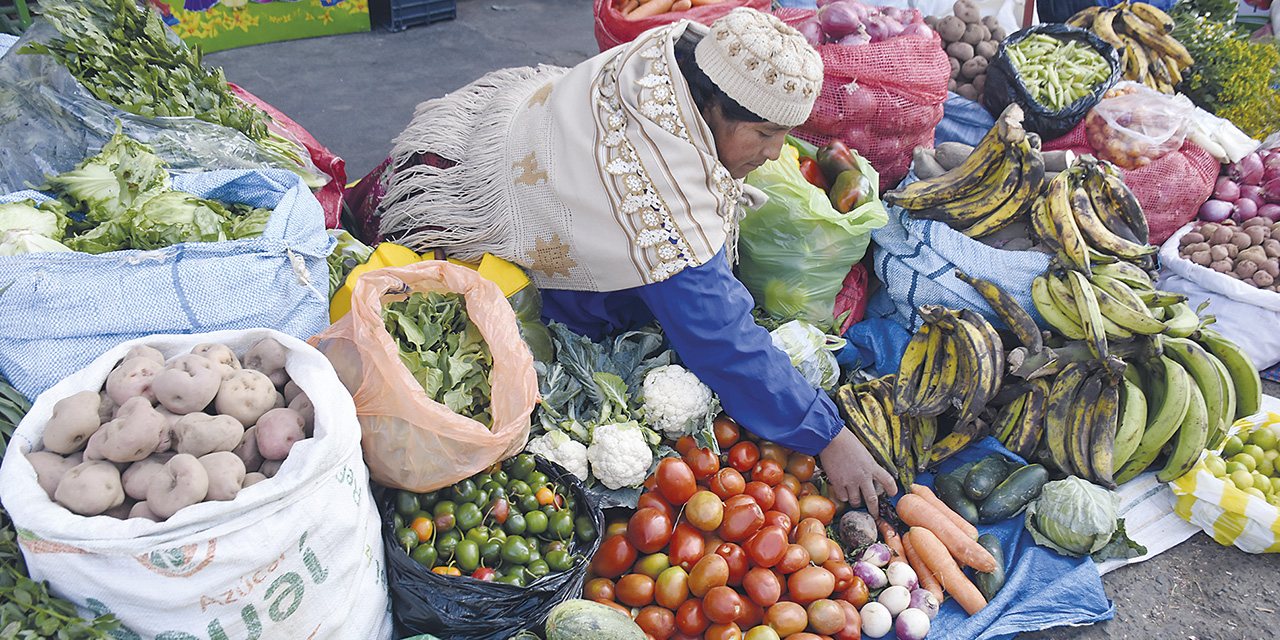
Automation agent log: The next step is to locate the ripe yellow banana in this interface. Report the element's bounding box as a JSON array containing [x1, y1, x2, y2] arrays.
[[836, 384, 899, 477], [913, 144, 1026, 225], [994, 390, 1029, 444], [1066, 5, 1101, 27], [1128, 1, 1176, 33], [1092, 260, 1155, 291], [961, 142, 1048, 239], [1096, 169, 1150, 244], [1006, 377, 1050, 460], [1044, 171, 1092, 273], [912, 325, 959, 417], [1068, 182, 1157, 259], [1091, 278, 1167, 335], [1069, 373, 1104, 478], [911, 414, 939, 473], [894, 323, 935, 414], [1116, 8, 1194, 68], [1091, 8, 1129, 52]]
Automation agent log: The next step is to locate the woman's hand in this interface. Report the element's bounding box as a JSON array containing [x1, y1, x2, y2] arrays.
[[820, 428, 898, 517]]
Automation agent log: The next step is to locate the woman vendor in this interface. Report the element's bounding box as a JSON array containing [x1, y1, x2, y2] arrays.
[[345, 8, 897, 514]]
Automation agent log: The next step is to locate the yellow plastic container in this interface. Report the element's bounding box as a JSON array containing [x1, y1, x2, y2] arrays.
[[329, 242, 423, 323]]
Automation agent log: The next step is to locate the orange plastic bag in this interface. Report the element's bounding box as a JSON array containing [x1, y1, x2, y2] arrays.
[[309, 261, 538, 492]]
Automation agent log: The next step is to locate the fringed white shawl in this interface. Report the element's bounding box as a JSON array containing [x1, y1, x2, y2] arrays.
[[379, 21, 744, 292]]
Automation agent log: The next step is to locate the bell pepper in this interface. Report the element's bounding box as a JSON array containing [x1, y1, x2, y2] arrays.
[[798, 156, 830, 191], [817, 140, 859, 184], [829, 168, 875, 214]]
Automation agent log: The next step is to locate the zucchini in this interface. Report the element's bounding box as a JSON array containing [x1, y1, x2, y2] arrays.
[[964, 454, 1013, 501], [977, 463, 1050, 524], [933, 472, 981, 525], [972, 533, 1006, 601]]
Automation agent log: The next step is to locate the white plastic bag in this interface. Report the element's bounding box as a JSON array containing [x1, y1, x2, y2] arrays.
[[0, 329, 393, 640], [1158, 224, 1280, 369], [770, 320, 845, 391]]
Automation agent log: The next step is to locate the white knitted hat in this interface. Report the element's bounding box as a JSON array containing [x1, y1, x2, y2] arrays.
[[694, 8, 824, 127]]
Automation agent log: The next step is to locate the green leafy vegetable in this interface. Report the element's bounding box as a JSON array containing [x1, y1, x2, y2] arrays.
[[1024, 476, 1147, 561], [0, 201, 69, 240], [381, 291, 494, 426]]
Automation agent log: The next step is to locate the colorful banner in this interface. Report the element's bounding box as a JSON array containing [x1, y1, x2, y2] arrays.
[[148, 0, 370, 53]]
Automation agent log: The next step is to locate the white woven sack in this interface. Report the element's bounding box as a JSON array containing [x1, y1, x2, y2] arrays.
[[1158, 223, 1280, 370], [0, 329, 393, 640]]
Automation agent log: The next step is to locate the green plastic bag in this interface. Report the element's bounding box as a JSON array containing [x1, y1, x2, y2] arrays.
[[739, 143, 888, 331]]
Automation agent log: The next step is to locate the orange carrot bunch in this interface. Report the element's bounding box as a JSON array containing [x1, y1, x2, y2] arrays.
[[616, 0, 730, 20]]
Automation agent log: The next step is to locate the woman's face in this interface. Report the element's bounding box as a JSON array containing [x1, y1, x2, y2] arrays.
[[703, 104, 792, 180]]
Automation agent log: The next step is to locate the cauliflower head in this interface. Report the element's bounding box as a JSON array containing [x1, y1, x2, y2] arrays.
[[525, 430, 589, 481], [642, 364, 714, 439], [586, 422, 653, 490]]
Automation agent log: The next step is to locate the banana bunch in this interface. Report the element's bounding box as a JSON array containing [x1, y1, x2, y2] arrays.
[[1065, 1, 1192, 94], [886, 104, 1047, 239], [891, 305, 1004, 429], [1029, 155, 1154, 274], [836, 374, 939, 490]]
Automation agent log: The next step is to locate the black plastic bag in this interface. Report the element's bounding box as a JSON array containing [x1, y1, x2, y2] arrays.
[[380, 456, 604, 640], [982, 24, 1122, 140]]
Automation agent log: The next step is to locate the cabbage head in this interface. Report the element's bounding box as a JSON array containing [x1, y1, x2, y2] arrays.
[[1024, 476, 1146, 561]]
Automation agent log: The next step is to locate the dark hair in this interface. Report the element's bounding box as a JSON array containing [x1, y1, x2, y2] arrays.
[[675, 37, 767, 124]]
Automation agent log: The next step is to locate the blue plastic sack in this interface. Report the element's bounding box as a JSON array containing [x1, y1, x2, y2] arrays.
[[896, 438, 1115, 640], [835, 317, 912, 378], [936, 92, 996, 147], [0, 169, 334, 399]]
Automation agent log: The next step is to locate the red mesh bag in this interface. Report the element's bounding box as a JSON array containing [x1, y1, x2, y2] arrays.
[[1044, 120, 1218, 246], [776, 8, 950, 192], [593, 0, 770, 52]]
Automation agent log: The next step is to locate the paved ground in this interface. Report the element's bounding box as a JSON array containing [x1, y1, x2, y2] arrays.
[[208, 2, 1280, 637]]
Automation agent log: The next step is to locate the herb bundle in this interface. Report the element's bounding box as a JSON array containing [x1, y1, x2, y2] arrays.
[[1172, 7, 1280, 139]]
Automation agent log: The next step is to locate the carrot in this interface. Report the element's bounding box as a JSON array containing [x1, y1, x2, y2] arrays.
[[626, 0, 674, 19], [910, 483, 979, 540], [905, 527, 987, 615], [895, 493, 997, 573], [902, 532, 945, 604], [691, 0, 728, 4], [618, 0, 640, 14], [877, 519, 905, 561], [672, 0, 693, 9]]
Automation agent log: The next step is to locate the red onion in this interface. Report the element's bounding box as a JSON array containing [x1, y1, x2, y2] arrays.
[[1259, 203, 1280, 221], [1239, 184, 1266, 206], [796, 18, 824, 47], [1214, 177, 1241, 202], [899, 21, 934, 37], [1263, 150, 1280, 171], [1234, 196, 1259, 221], [1264, 177, 1280, 204], [904, 8, 925, 23], [1264, 164, 1280, 183], [835, 30, 872, 46], [1198, 199, 1234, 222], [863, 14, 904, 42], [818, 2, 866, 40], [816, 0, 843, 6], [879, 5, 908, 22], [1229, 151, 1265, 184]]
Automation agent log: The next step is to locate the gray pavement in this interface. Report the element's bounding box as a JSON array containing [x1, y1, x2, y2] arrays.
[[207, 2, 1280, 637]]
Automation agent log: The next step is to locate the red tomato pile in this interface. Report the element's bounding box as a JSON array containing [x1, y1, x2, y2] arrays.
[[586, 417, 871, 640]]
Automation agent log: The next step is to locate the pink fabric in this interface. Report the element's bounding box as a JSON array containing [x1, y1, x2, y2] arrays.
[[833, 261, 870, 334]]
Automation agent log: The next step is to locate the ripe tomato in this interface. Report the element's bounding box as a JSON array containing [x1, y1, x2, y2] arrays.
[[638, 491, 678, 523], [592, 534, 638, 578], [806, 599, 845, 635], [636, 605, 677, 640], [834, 576, 869, 609], [764, 601, 807, 637], [728, 441, 761, 473], [676, 598, 710, 635], [714, 542, 749, 586], [617, 573, 656, 607], [584, 577, 615, 601], [778, 474, 802, 496], [738, 596, 765, 628], [675, 436, 697, 457], [705, 622, 743, 640], [785, 633, 823, 640], [634, 553, 672, 580], [752, 459, 785, 486], [743, 525, 788, 568], [605, 517, 629, 540], [596, 598, 633, 616], [771, 485, 800, 526], [823, 560, 854, 592], [797, 532, 832, 565], [743, 625, 782, 640], [688, 553, 730, 598], [743, 566, 783, 607], [656, 458, 698, 506], [703, 585, 743, 624], [758, 442, 789, 464], [832, 600, 862, 640], [668, 523, 707, 571], [762, 510, 792, 533], [776, 544, 811, 574], [712, 415, 741, 450], [685, 447, 720, 480], [709, 468, 746, 500], [644, 473, 659, 491], [798, 495, 836, 525], [671, 632, 702, 640], [656, 566, 691, 610], [793, 518, 826, 543], [685, 490, 725, 532], [628, 507, 674, 555], [786, 453, 817, 482], [718, 501, 765, 543], [787, 566, 836, 605], [724, 494, 759, 510], [799, 482, 821, 498], [743, 481, 775, 511]]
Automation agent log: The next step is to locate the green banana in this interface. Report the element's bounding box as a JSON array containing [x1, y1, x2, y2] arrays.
[[1064, 269, 1109, 359], [1163, 337, 1227, 440], [1155, 382, 1209, 482], [1032, 273, 1087, 340], [1137, 290, 1188, 308], [1205, 352, 1235, 451], [1045, 361, 1092, 475], [955, 269, 1045, 353], [1197, 328, 1262, 420], [1113, 356, 1193, 484], [1091, 278, 1168, 335], [1091, 260, 1155, 291], [1090, 374, 1122, 488], [1113, 376, 1148, 469], [1163, 301, 1202, 338]]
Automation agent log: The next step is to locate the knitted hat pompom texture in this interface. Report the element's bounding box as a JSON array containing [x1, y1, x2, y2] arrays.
[[694, 7, 824, 127]]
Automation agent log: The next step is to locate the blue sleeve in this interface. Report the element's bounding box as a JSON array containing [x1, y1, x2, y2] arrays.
[[636, 252, 845, 456]]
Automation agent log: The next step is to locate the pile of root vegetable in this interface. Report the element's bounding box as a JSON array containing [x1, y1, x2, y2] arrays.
[[924, 0, 1007, 102]]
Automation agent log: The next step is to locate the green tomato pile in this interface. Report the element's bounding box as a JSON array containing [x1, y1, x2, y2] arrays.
[[1202, 424, 1280, 506], [389, 454, 598, 586]]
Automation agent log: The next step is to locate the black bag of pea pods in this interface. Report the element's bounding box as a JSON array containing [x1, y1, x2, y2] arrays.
[[982, 24, 1122, 140], [380, 455, 604, 640]]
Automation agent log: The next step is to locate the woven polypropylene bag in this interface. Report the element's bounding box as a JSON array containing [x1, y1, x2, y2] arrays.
[[1044, 119, 1218, 246], [777, 8, 951, 192], [592, 0, 770, 52], [1170, 412, 1280, 554]]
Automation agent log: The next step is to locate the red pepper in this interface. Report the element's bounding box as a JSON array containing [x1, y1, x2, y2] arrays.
[[817, 140, 859, 184], [829, 169, 875, 214], [798, 157, 830, 191]]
